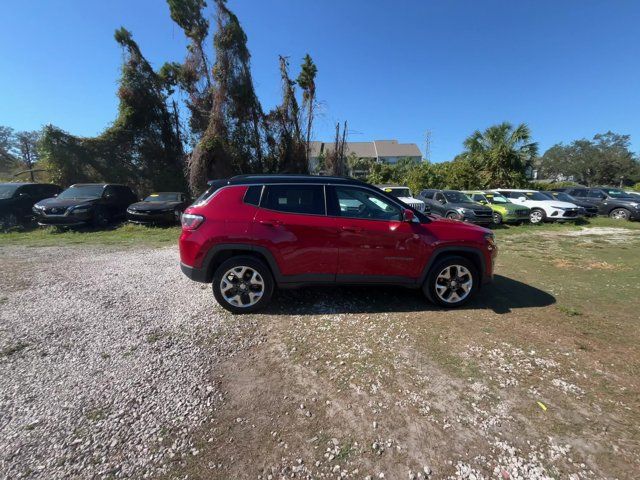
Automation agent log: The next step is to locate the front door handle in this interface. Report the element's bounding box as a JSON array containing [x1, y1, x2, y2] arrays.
[[259, 219, 282, 226], [341, 226, 362, 233]]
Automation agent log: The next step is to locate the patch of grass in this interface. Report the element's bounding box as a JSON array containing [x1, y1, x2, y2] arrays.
[[86, 408, 107, 422], [557, 306, 583, 317], [0, 341, 29, 358], [0, 223, 180, 248], [146, 331, 167, 343]]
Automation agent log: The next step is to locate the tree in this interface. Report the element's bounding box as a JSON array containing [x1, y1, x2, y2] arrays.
[[462, 122, 537, 188], [40, 29, 186, 193], [0, 127, 42, 181], [296, 54, 317, 166], [0, 126, 18, 174], [540, 132, 639, 186], [165, 0, 213, 140], [324, 121, 348, 176], [188, 0, 264, 194]]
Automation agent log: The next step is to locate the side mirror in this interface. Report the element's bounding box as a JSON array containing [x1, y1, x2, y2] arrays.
[[438, 198, 446, 205], [518, 196, 526, 201], [403, 209, 417, 222]]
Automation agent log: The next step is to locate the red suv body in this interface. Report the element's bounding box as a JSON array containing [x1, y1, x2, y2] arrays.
[[180, 175, 497, 313]]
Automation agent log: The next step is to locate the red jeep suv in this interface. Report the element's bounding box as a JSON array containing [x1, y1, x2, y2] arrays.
[[179, 175, 497, 313]]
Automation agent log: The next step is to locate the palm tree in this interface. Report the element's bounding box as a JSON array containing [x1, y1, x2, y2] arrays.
[[463, 122, 538, 188]]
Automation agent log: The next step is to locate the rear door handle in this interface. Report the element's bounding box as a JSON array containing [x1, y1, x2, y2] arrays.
[[259, 219, 282, 226], [341, 226, 362, 233]]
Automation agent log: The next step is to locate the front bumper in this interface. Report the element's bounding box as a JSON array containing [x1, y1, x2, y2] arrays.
[[461, 214, 493, 225], [35, 212, 93, 226], [180, 262, 209, 283], [549, 208, 583, 221], [127, 211, 177, 224]]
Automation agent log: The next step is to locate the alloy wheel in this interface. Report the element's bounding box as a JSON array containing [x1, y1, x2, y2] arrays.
[[434, 265, 473, 304], [610, 209, 629, 220], [530, 210, 543, 224], [219, 266, 265, 308], [492, 212, 502, 224]]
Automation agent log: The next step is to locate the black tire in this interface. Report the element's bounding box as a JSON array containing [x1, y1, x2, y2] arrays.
[[446, 211, 459, 220], [609, 208, 630, 221], [92, 207, 110, 228], [492, 212, 503, 225], [212, 256, 274, 313], [529, 208, 545, 224], [423, 255, 478, 308]]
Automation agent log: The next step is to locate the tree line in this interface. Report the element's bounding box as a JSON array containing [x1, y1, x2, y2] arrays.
[[1, 0, 638, 194]]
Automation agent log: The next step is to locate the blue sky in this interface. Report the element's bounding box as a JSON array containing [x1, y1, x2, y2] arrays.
[[1, 0, 639, 162]]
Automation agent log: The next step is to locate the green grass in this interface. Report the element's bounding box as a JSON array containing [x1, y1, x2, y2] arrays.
[[0, 223, 181, 247], [493, 216, 640, 238]]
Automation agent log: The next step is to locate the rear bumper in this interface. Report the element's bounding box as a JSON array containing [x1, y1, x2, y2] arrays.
[[180, 262, 209, 283]]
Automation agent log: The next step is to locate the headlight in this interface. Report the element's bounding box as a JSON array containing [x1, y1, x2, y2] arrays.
[[456, 207, 469, 214], [630, 202, 639, 208], [126, 208, 136, 214]]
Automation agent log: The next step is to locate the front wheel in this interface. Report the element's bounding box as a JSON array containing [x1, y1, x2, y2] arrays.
[[609, 208, 630, 220], [423, 256, 478, 308], [92, 207, 110, 228], [529, 208, 545, 224], [212, 256, 274, 313], [492, 212, 503, 225]]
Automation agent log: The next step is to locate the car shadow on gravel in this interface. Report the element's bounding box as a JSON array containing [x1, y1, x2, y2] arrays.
[[265, 275, 555, 315]]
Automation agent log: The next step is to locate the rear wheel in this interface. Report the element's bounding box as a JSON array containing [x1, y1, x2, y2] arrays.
[[212, 256, 274, 313], [529, 208, 545, 224], [423, 256, 478, 308], [609, 208, 630, 220]]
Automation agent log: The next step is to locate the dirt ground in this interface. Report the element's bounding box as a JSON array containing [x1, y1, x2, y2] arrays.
[[1, 223, 639, 479]]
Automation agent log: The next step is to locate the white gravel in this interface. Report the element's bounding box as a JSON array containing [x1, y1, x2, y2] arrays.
[[0, 245, 251, 479]]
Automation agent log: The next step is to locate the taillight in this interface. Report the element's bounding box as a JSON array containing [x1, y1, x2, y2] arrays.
[[181, 213, 205, 230]]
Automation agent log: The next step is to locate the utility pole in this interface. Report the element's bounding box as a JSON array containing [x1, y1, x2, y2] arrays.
[[423, 129, 432, 163]]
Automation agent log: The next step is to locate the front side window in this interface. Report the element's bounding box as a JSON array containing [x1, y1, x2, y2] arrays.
[[0, 184, 20, 199], [434, 193, 446, 203], [334, 186, 401, 221], [262, 185, 325, 215], [471, 194, 487, 203], [599, 188, 632, 198]]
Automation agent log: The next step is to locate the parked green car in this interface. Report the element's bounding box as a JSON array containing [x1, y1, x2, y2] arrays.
[[463, 191, 531, 225]]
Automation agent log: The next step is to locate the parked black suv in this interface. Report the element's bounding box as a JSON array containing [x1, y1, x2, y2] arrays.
[[127, 192, 191, 225], [0, 182, 62, 230], [541, 191, 598, 217], [553, 187, 640, 220], [33, 183, 138, 227], [418, 189, 493, 225]]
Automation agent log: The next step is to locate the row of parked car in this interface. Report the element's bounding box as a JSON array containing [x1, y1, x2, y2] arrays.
[[379, 185, 640, 225], [2, 180, 639, 232], [0, 182, 191, 230]]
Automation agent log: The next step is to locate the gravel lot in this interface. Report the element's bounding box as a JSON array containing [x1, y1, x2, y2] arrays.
[[0, 246, 256, 479], [2, 225, 639, 479]]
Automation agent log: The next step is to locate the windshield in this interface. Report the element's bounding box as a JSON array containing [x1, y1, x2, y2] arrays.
[[144, 192, 181, 202], [443, 191, 473, 203], [524, 191, 551, 201], [0, 184, 20, 199], [383, 187, 411, 198], [546, 191, 574, 202], [601, 188, 633, 198], [484, 193, 509, 204], [58, 185, 105, 199]]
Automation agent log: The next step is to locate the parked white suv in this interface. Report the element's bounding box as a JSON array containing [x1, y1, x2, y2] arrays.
[[492, 189, 582, 224], [377, 185, 426, 212]]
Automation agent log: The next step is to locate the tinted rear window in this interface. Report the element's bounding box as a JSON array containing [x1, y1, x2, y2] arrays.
[[261, 185, 325, 215]]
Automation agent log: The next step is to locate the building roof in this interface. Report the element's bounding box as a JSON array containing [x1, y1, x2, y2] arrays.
[[309, 139, 422, 159]]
